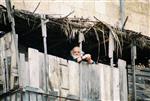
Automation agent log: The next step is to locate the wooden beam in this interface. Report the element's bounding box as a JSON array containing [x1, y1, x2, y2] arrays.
[[118, 59, 127, 101], [131, 41, 137, 101], [108, 31, 115, 100], [5, 0, 19, 90]]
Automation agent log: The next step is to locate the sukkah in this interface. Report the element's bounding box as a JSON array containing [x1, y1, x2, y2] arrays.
[[0, 5, 150, 63]]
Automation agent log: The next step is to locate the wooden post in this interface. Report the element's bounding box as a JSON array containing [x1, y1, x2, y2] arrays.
[[5, 0, 18, 60], [108, 31, 115, 101], [41, 14, 49, 92], [118, 59, 127, 101], [5, 0, 19, 89], [78, 32, 84, 53], [78, 32, 84, 100], [108, 31, 114, 67], [4, 57, 9, 91], [131, 41, 136, 101]]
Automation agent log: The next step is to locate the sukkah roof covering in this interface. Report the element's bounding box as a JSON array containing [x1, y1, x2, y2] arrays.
[[0, 5, 150, 63]]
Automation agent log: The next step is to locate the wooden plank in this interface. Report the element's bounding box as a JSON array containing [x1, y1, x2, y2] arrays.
[[98, 64, 105, 101], [112, 68, 120, 101], [10, 34, 18, 90], [131, 42, 137, 101], [0, 38, 3, 85], [60, 65, 69, 89], [0, 36, 7, 92], [11, 93, 16, 101], [39, 53, 46, 91], [3, 34, 10, 91], [41, 14, 48, 92], [19, 53, 25, 87], [23, 92, 30, 101], [5, 0, 19, 90], [0, 36, 6, 92], [39, 52, 46, 91], [19, 53, 29, 87], [16, 92, 21, 101], [4, 34, 12, 91], [25, 62, 30, 86], [30, 92, 37, 101], [10, 34, 17, 71], [68, 61, 79, 97], [28, 48, 40, 88], [60, 88, 69, 98], [94, 63, 101, 101], [103, 65, 111, 101], [1, 33, 19, 90], [128, 71, 150, 77], [60, 58, 68, 66], [48, 55, 61, 90], [37, 94, 43, 101], [108, 31, 114, 58], [80, 62, 100, 101], [118, 59, 128, 101]]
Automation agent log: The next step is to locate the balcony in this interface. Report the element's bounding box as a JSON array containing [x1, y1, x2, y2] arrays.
[[0, 32, 128, 101]]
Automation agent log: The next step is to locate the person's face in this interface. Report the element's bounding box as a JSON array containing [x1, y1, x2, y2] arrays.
[[72, 47, 81, 57]]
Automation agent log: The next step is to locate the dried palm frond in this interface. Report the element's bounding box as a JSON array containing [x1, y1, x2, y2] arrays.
[[1, 6, 150, 50], [96, 27, 107, 56], [100, 21, 122, 56], [94, 16, 122, 56], [93, 27, 100, 63]]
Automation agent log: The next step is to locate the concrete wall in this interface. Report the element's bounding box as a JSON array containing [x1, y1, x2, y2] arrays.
[[125, 0, 150, 36], [0, 0, 150, 37]]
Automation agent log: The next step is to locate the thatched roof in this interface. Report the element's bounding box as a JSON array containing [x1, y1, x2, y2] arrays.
[[0, 5, 150, 63], [13, 8, 150, 49]]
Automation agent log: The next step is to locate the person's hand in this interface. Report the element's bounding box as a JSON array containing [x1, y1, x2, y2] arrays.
[[82, 54, 90, 59], [86, 54, 91, 60], [76, 57, 82, 63], [83, 54, 94, 64]]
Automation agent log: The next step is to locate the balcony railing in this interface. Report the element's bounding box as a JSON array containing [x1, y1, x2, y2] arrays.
[[0, 33, 128, 101]]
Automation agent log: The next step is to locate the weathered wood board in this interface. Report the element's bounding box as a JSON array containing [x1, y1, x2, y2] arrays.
[[118, 59, 127, 101], [68, 61, 79, 97], [26, 49, 122, 101], [0, 33, 18, 92], [80, 62, 101, 100], [103, 65, 111, 101], [1, 47, 125, 101], [112, 67, 120, 101], [28, 48, 40, 88]]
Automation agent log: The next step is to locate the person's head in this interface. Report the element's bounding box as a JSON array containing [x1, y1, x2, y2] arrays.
[[70, 46, 81, 59]]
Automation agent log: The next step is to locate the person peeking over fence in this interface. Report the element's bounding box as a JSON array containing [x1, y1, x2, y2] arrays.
[[69, 46, 94, 64]]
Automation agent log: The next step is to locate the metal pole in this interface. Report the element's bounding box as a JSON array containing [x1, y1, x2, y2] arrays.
[[131, 41, 136, 101], [119, 0, 125, 28], [119, 0, 125, 48]]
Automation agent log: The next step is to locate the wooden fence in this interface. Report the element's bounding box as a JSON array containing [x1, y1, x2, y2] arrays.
[[0, 33, 128, 101], [128, 65, 150, 100]]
